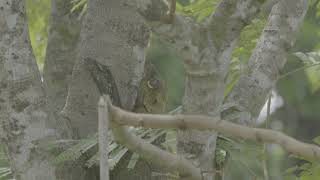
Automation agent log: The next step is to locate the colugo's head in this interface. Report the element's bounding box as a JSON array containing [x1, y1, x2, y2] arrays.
[[136, 61, 167, 114], [143, 75, 167, 114]]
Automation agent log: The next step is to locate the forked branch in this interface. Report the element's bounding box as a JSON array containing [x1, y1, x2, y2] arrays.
[[100, 96, 202, 180]]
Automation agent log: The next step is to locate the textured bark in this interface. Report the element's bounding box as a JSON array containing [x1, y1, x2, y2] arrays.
[[41, 1, 96, 179], [0, 0, 309, 179], [0, 0, 57, 179], [177, 1, 267, 179], [82, 28, 170, 180], [62, 0, 149, 138], [43, 0, 82, 137], [0, 1, 96, 180], [134, 0, 275, 179], [222, 0, 309, 125], [60, 0, 170, 179]]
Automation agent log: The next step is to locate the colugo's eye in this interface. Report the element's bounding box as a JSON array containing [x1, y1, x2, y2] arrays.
[[147, 78, 161, 89], [152, 99, 158, 104]]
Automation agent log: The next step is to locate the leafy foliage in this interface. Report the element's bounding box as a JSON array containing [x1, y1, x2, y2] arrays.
[[0, 147, 12, 180], [284, 137, 320, 180], [71, 0, 87, 19], [224, 57, 242, 98], [176, 0, 218, 21], [0, 168, 12, 180], [292, 51, 320, 93], [224, 18, 266, 98], [52, 128, 166, 170], [52, 134, 98, 165], [219, 137, 266, 180], [69, 0, 219, 22]]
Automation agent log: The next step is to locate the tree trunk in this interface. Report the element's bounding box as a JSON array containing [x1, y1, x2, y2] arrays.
[[221, 1, 308, 178], [43, 0, 82, 138], [0, 1, 95, 179], [222, 0, 309, 125], [175, 1, 266, 179], [62, 0, 149, 138], [0, 0, 58, 179], [61, 0, 168, 179]]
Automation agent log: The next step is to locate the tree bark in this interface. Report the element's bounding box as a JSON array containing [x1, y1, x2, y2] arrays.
[[0, 1, 97, 179], [43, 0, 82, 138], [177, 1, 268, 179], [60, 0, 169, 179], [222, 0, 309, 125], [62, 0, 149, 138], [0, 0, 58, 179], [132, 0, 278, 179], [0, 0, 309, 179]]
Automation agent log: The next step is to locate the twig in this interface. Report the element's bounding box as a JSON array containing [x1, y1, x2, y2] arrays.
[[262, 95, 271, 180], [279, 63, 320, 80]]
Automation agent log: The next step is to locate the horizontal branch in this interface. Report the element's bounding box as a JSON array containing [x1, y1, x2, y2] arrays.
[[108, 101, 320, 162]]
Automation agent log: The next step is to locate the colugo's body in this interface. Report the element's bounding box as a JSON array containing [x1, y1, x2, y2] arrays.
[[84, 57, 167, 114], [134, 60, 167, 114]]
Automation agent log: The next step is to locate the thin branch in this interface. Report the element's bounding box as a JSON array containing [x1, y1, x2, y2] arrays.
[[262, 95, 271, 180], [108, 101, 320, 162], [279, 63, 320, 80], [104, 97, 202, 180], [98, 96, 109, 180]]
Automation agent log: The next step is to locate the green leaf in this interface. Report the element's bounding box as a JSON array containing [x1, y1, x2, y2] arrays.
[[305, 66, 320, 93], [53, 134, 98, 165], [0, 167, 12, 180], [313, 136, 320, 145], [293, 52, 320, 65], [285, 165, 299, 174], [26, 0, 51, 67], [71, 0, 86, 13], [127, 153, 140, 170], [109, 148, 128, 170], [176, 0, 218, 22]]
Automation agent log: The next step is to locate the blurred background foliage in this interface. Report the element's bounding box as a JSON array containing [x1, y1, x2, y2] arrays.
[[26, 0, 51, 70], [0, 145, 12, 180], [1, 0, 320, 180]]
